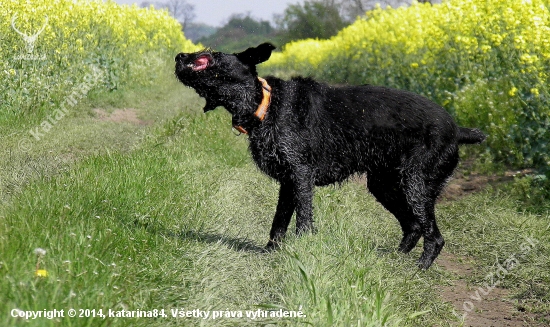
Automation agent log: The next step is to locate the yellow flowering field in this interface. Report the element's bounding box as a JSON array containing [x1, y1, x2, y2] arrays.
[[0, 0, 197, 121], [264, 0, 550, 173]]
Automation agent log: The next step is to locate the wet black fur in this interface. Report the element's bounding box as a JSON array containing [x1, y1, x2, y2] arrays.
[[175, 43, 486, 269]]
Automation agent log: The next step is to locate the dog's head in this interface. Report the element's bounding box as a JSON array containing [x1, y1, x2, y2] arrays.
[[175, 43, 276, 113]]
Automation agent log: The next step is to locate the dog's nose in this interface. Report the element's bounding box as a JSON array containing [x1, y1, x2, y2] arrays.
[[175, 53, 187, 62]]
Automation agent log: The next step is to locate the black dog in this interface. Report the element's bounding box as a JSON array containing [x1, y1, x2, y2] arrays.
[[175, 43, 485, 269]]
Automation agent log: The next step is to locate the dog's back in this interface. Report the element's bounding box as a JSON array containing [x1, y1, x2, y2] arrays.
[[260, 77, 461, 186]]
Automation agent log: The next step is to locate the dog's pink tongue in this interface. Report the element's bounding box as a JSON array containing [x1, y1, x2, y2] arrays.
[[193, 56, 209, 71]]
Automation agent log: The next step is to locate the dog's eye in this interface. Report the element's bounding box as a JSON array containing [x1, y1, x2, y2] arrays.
[[193, 55, 210, 71]]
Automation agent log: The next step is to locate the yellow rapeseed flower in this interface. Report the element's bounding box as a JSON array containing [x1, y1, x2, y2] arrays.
[[35, 269, 48, 277]]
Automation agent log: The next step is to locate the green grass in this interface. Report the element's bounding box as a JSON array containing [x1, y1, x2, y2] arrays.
[[1, 66, 549, 326], [0, 63, 198, 202]]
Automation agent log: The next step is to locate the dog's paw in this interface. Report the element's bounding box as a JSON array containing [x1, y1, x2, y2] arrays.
[[296, 222, 316, 236], [417, 237, 444, 269], [398, 232, 422, 254], [416, 253, 436, 270], [264, 239, 281, 252]]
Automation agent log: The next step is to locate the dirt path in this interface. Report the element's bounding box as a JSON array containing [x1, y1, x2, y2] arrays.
[[439, 168, 534, 202], [436, 166, 547, 327], [354, 166, 544, 326], [436, 252, 544, 327], [93, 108, 151, 125]]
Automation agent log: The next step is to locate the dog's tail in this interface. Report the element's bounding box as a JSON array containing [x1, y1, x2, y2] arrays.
[[457, 127, 486, 144]]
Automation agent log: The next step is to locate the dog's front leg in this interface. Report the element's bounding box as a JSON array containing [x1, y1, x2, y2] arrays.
[[292, 167, 315, 235], [266, 181, 295, 249]]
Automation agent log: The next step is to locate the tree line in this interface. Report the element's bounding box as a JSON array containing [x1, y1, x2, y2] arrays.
[[141, 0, 436, 52]]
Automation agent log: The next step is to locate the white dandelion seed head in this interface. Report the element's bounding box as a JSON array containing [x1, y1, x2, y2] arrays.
[[34, 248, 47, 256]]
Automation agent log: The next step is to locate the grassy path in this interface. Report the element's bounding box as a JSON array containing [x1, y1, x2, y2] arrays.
[[1, 71, 549, 326]]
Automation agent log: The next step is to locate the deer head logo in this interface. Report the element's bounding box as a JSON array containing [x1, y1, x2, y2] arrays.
[[11, 14, 48, 54]]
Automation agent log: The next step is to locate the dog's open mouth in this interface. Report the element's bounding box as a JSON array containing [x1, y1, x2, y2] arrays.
[[192, 55, 211, 71]]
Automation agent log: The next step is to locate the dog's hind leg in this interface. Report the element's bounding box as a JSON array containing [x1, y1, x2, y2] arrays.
[[402, 169, 446, 270], [367, 174, 422, 253], [415, 199, 445, 269], [266, 181, 296, 249], [416, 149, 459, 268]]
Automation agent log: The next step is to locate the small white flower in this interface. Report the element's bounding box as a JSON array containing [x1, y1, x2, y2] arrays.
[[34, 248, 47, 256]]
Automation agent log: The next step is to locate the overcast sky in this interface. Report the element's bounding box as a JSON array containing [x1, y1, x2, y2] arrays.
[[113, 0, 304, 27]]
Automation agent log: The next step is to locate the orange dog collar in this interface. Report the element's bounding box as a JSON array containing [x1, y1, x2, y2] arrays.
[[234, 77, 271, 134]]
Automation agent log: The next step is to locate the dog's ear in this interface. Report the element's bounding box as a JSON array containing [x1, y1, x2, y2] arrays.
[[235, 43, 276, 66]]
